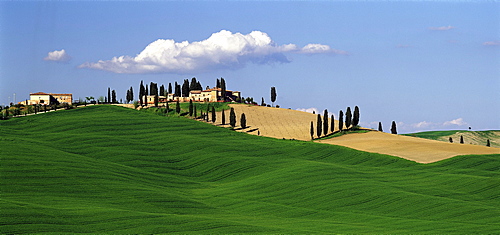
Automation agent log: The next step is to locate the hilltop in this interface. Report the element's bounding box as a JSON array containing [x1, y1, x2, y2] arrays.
[[1, 105, 499, 233]]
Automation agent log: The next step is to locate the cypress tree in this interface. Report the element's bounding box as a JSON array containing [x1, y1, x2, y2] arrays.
[[139, 80, 145, 106], [330, 114, 335, 133], [130, 87, 134, 103], [317, 114, 322, 138], [323, 109, 329, 136], [112, 90, 117, 103], [460, 135, 464, 144], [345, 107, 352, 129], [193, 104, 197, 117], [206, 105, 210, 121], [174, 82, 181, 97], [261, 97, 265, 106], [310, 121, 314, 140], [229, 107, 236, 128], [378, 122, 383, 132], [271, 87, 277, 107], [391, 121, 397, 134], [189, 100, 194, 116], [168, 83, 172, 94], [486, 139, 490, 147], [221, 78, 226, 102], [339, 110, 344, 131], [449, 137, 453, 143], [108, 87, 111, 103], [240, 113, 246, 129], [221, 109, 226, 125], [160, 85, 165, 97], [353, 106, 360, 128], [182, 79, 190, 97], [175, 100, 180, 114], [212, 106, 216, 123]]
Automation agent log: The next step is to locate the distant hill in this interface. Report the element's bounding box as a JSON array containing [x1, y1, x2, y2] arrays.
[[1, 105, 499, 233], [404, 130, 500, 148]]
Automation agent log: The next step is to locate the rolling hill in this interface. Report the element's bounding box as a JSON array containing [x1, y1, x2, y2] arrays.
[[404, 130, 500, 148], [1, 105, 499, 233]]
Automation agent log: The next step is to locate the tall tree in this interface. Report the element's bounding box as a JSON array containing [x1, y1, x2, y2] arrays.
[[190, 77, 198, 91], [323, 109, 329, 136], [182, 79, 190, 97], [168, 83, 172, 94], [193, 104, 197, 117], [310, 121, 314, 140], [112, 90, 117, 103], [330, 114, 335, 133], [174, 82, 181, 97], [108, 87, 111, 103], [391, 121, 397, 134], [378, 122, 383, 132], [339, 110, 344, 131], [486, 139, 491, 147], [160, 85, 165, 97], [229, 107, 236, 128], [345, 107, 352, 129], [154, 95, 159, 107], [240, 113, 246, 129], [261, 97, 265, 106], [317, 114, 322, 138], [211, 106, 216, 123], [270, 87, 277, 107], [216, 78, 221, 88], [220, 78, 226, 102], [221, 109, 226, 125], [145, 85, 148, 100], [460, 135, 464, 144], [352, 106, 360, 128], [175, 100, 180, 114], [139, 81, 145, 106], [189, 100, 194, 116], [449, 137, 453, 143]]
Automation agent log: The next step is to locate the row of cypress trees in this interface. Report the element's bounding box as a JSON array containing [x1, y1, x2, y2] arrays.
[[310, 106, 360, 139]]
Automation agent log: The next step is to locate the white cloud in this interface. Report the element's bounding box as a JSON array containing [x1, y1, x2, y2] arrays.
[[443, 118, 468, 127], [483, 41, 500, 46], [296, 107, 319, 114], [79, 30, 346, 74], [429, 25, 455, 31], [44, 49, 71, 62]]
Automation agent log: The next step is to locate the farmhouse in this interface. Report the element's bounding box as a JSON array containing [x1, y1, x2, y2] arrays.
[[142, 87, 241, 105], [25, 92, 73, 105]]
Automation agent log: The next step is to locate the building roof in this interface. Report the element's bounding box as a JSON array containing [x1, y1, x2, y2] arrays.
[[30, 92, 72, 96]]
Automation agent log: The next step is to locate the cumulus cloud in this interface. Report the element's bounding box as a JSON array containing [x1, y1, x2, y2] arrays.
[[483, 40, 500, 46], [296, 107, 319, 114], [443, 118, 468, 127], [44, 49, 71, 62], [393, 118, 468, 133], [429, 25, 455, 31], [79, 30, 345, 74]]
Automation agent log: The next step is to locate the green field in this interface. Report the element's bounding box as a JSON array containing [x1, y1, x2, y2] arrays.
[[404, 130, 499, 147], [1, 105, 499, 233]]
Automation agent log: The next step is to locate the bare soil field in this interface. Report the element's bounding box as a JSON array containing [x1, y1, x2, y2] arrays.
[[225, 104, 499, 163], [317, 132, 499, 163]]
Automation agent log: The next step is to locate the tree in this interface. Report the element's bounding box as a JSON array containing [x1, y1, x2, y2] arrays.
[[317, 114, 322, 138], [108, 87, 111, 103], [175, 100, 180, 114], [345, 107, 352, 129], [139, 81, 145, 106], [189, 100, 194, 116], [330, 114, 335, 133], [486, 139, 490, 147], [240, 113, 247, 129], [378, 122, 383, 132], [160, 85, 165, 97], [168, 83, 173, 95], [310, 121, 314, 140], [323, 109, 329, 136], [449, 137, 453, 143], [216, 78, 221, 88], [112, 90, 117, 103], [154, 95, 159, 107], [220, 78, 226, 101], [391, 121, 397, 134], [193, 104, 197, 117], [174, 82, 181, 97], [190, 77, 199, 91], [182, 79, 190, 97], [211, 106, 216, 123], [270, 87, 277, 107], [460, 135, 464, 144], [352, 106, 360, 128], [261, 97, 265, 106], [221, 109, 226, 125], [339, 110, 344, 131], [206, 105, 210, 121], [229, 107, 236, 128]]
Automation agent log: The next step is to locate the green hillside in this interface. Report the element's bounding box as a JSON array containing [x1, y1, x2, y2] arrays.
[[1, 105, 499, 233]]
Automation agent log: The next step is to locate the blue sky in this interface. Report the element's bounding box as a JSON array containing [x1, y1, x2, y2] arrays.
[[1, 1, 498, 133]]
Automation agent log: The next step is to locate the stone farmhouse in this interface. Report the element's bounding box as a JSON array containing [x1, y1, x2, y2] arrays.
[[25, 92, 73, 105], [143, 87, 241, 105]]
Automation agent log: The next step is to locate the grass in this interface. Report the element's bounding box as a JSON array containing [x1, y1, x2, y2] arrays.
[[1, 105, 499, 233], [404, 130, 499, 140]]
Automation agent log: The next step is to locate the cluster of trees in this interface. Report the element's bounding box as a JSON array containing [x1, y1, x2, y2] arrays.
[[310, 106, 360, 139], [105, 87, 118, 104], [189, 103, 246, 129], [377, 121, 398, 134], [0, 102, 86, 119]]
